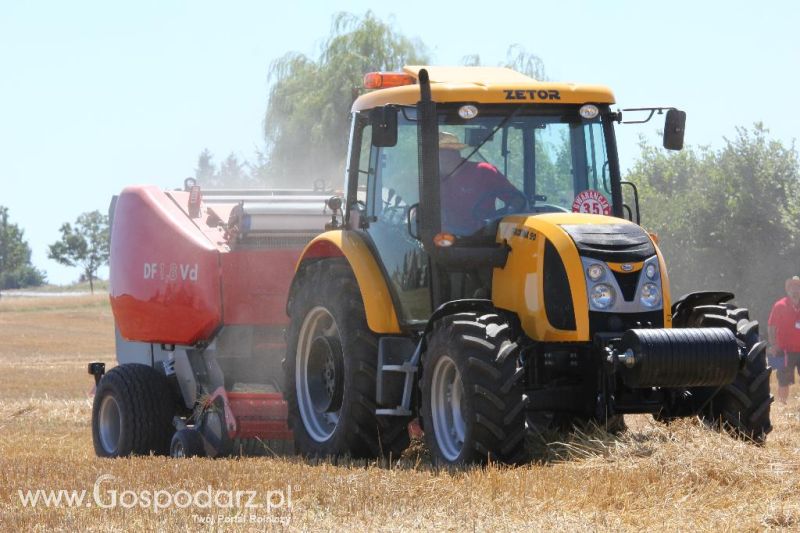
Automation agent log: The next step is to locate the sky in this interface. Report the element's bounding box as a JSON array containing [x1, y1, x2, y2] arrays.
[[1, 0, 798, 285]]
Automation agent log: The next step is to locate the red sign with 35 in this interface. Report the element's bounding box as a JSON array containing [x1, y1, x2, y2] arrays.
[[571, 189, 611, 215]]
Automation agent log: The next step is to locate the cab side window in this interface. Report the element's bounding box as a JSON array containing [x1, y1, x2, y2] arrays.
[[351, 115, 420, 226], [372, 121, 419, 224], [362, 111, 430, 322], [357, 124, 373, 205]]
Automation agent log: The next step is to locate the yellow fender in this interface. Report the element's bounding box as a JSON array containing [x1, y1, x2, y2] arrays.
[[295, 231, 401, 334]]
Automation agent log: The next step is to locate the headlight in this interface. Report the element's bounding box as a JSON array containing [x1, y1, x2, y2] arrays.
[[458, 105, 479, 119], [645, 263, 658, 280], [579, 104, 599, 119], [640, 282, 661, 308], [590, 283, 615, 309], [587, 264, 605, 281]]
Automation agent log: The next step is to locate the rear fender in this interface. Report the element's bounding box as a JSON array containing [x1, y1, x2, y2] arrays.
[[290, 231, 401, 334]]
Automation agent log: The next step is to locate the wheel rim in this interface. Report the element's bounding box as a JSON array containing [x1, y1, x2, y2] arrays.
[[172, 439, 186, 458], [296, 306, 342, 442], [98, 395, 122, 455], [431, 355, 466, 462], [307, 335, 344, 414]]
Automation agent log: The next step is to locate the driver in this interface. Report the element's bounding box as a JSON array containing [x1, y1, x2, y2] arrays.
[[439, 131, 523, 235]]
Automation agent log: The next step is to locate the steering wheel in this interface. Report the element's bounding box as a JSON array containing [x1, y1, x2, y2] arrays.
[[470, 188, 528, 222], [532, 203, 570, 214]]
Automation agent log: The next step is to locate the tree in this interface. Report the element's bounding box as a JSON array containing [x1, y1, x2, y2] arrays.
[[195, 13, 548, 189], [262, 11, 429, 189], [194, 148, 217, 185], [503, 44, 546, 80], [48, 211, 110, 294], [461, 44, 547, 79], [0, 206, 46, 289], [217, 153, 254, 188], [628, 123, 800, 323], [194, 149, 258, 188]]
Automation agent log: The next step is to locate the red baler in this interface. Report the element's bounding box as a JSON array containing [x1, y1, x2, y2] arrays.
[[90, 180, 332, 457]]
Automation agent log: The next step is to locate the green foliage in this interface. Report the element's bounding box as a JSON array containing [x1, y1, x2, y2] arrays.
[[628, 124, 800, 321], [262, 11, 429, 189], [194, 149, 260, 188], [461, 44, 547, 80], [503, 44, 546, 80], [194, 13, 549, 190], [195, 148, 217, 185], [0, 206, 46, 289], [48, 211, 109, 294]]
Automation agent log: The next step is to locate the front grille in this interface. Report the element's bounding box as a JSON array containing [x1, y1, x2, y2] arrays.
[[544, 239, 576, 330], [589, 310, 664, 334], [612, 270, 640, 302]]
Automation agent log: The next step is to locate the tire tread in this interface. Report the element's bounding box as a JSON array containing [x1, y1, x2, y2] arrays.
[[421, 312, 526, 464]]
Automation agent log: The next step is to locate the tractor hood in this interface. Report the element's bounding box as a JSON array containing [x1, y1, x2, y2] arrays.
[[559, 222, 656, 263], [492, 213, 669, 342], [495, 212, 651, 255]]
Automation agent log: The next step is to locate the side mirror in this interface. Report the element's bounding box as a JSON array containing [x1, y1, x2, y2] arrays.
[[326, 196, 342, 212], [407, 203, 420, 240], [370, 106, 398, 147], [663, 109, 686, 151], [325, 196, 344, 230]]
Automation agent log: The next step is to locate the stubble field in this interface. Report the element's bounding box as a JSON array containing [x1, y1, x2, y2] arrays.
[[1, 295, 799, 531]]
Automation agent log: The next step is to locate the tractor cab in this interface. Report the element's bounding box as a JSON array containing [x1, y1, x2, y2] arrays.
[[343, 66, 681, 329]]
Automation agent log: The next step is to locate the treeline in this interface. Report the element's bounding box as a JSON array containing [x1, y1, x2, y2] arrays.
[[194, 11, 544, 190], [0, 207, 109, 292], [630, 124, 800, 322], [0, 206, 46, 289]]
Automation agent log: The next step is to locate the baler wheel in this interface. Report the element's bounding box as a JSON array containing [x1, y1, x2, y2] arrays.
[[92, 363, 176, 457], [284, 259, 410, 459], [170, 429, 206, 458]]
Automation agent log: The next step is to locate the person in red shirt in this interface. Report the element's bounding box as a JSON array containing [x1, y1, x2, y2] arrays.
[[438, 132, 524, 235], [768, 276, 800, 403]]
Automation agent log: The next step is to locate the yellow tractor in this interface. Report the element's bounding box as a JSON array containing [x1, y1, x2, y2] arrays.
[[284, 66, 772, 464]]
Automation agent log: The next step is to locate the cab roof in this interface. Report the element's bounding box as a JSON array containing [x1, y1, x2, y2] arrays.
[[351, 65, 616, 112]]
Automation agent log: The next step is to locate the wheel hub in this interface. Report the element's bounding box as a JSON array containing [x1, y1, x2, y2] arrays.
[[431, 356, 466, 462], [172, 440, 186, 458], [296, 306, 343, 443], [98, 395, 122, 455], [308, 335, 344, 414]]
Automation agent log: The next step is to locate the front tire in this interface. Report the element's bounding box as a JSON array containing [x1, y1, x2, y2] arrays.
[[421, 313, 526, 465], [683, 304, 773, 443], [284, 259, 409, 459]]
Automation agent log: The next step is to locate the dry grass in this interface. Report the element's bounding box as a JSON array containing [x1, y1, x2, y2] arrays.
[[1, 296, 799, 531]]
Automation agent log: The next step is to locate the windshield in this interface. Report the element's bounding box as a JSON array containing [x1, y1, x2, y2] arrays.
[[432, 105, 613, 235], [353, 104, 616, 322]]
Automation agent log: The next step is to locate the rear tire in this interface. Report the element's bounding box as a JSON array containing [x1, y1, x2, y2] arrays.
[[92, 364, 176, 457], [420, 312, 526, 465], [684, 304, 773, 443], [284, 259, 410, 459]]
